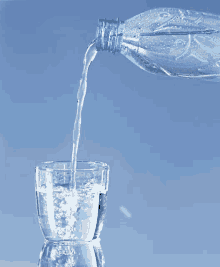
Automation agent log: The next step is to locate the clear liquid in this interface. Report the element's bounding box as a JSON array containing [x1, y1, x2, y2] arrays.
[[46, 39, 107, 241], [93, 192, 108, 239], [36, 180, 105, 241], [120, 8, 220, 81], [70, 39, 98, 188]]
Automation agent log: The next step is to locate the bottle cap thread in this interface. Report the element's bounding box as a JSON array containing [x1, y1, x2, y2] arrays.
[[96, 18, 124, 54]]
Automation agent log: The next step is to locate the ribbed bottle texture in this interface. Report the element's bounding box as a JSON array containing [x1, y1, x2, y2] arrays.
[[96, 8, 220, 81]]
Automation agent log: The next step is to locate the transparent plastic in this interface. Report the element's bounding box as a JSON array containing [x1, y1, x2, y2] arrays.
[[96, 7, 220, 81]]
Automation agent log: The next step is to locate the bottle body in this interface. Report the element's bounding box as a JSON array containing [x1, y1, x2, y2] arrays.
[[96, 8, 220, 81]]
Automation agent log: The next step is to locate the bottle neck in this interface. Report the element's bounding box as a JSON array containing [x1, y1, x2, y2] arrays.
[[96, 18, 124, 54]]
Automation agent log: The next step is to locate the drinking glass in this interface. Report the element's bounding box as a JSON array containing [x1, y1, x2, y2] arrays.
[[35, 161, 110, 242]]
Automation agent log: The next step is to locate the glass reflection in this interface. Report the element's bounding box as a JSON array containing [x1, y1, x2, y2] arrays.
[[38, 238, 105, 267]]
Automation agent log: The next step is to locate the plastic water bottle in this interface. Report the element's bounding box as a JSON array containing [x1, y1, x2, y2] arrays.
[[96, 7, 220, 81]]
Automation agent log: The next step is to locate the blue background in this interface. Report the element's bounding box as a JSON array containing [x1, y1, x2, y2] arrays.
[[0, 0, 220, 266]]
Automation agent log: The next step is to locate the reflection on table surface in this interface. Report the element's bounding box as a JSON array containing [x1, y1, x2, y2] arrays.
[[38, 238, 105, 267], [1, 253, 220, 267]]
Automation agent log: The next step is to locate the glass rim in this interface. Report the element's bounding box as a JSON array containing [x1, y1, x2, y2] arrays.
[[35, 160, 109, 171]]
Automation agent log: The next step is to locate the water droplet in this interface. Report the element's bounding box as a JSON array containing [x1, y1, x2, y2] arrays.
[[160, 12, 169, 18]]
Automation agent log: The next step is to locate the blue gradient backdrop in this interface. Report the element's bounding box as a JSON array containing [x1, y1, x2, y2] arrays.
[[0, 0, 220, 266]]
